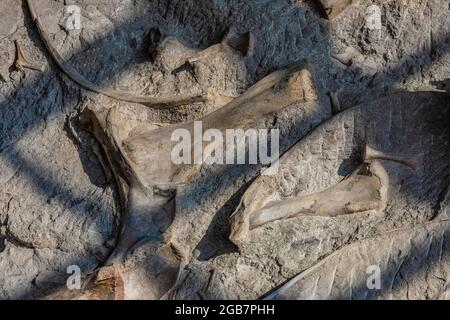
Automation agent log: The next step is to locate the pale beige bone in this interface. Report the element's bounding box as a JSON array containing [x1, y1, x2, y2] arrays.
[[364, 145, 419, 170], [46, 61, 317, 300], [315, 0, 353, 20], [26, 0, 205, 108], [331, 46, 360, 66], [15, 40, 44, 72], [230, 161, 389, 244]]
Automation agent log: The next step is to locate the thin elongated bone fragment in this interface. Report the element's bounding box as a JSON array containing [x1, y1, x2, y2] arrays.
[[25, 0, 205, 108], [46, 61, 317, 300], [230, 161, 389, 244], [331, 47, 360, 66], [315, 0, 353, 20], [14, 40, 44, 72], [364, 145, 419, 170]]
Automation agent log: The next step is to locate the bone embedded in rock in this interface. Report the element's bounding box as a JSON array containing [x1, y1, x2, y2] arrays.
[[315, 0, 353, 20], [230, 161, 389, 244], [122, 60, 317, 190]]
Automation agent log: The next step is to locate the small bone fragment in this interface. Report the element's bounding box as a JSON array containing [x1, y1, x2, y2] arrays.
[[230, 161, 389, 244], [14, 40, 44, 72], [331, 47, 360, 66], [315, 0, 353, 20], [364, 145, 419, 170]]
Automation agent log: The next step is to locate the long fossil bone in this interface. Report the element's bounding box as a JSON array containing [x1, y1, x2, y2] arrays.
[[25, 0, 205, 108], [46, 61, 317, 299], [121, 60, 315, 191]]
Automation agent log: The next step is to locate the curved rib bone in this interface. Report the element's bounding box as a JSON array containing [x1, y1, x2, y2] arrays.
[[26, 0, 205, 108], [46, 61, 317, 300]]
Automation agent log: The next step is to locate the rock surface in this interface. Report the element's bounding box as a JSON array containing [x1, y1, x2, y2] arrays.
[[0, 0, 449, 299]]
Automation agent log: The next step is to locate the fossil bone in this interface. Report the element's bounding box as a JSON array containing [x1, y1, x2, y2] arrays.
[[315, 0, 353, 20], [46, 60, 317, 300], [25, 0, 205, 108], [230, 139, 420, 245], [14, 40, 44, 72], [230, 161, 389, 244], [364, 145, 419, 170]]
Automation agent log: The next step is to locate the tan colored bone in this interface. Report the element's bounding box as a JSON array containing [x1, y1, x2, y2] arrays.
[[15, 40, 44, 72], [315, 0, 353, 20], [364, 145, 419, 170], [122, 60, 316, 191], [46, 61, 317, 300], [230, 161, 389, 244]]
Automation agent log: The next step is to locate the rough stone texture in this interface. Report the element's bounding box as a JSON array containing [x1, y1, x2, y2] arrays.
[[0, 0, 449, 299]]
